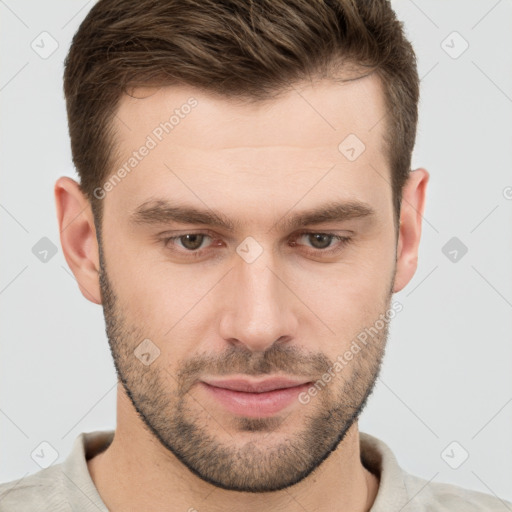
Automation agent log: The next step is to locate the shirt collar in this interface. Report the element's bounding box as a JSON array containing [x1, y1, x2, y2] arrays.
[[60, 429, 409, 511], [359, 431, 409, 510], [60, 430, 113, 512]]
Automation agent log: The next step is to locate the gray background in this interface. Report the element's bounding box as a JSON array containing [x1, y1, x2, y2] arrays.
[[1, 0, 511, 503]]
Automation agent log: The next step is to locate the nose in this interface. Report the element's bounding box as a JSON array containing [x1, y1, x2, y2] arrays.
[[219, 252, 298, 353]]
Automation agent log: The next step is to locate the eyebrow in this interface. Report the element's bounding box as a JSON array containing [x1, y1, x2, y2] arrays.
[[129, 198, 376, 232]]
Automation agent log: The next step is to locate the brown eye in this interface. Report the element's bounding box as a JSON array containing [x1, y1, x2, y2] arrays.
[[290, 232, 352, 256], [306, 233, 334, 249], [178, 234, 208, 250]]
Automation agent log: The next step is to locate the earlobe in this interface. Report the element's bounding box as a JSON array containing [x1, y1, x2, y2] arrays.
[[392, 168, 430, 293], [54, 177, 102, 304]]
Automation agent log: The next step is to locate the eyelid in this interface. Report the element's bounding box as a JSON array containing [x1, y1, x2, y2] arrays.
[[290, 231, 352, 253], [158, 228, 353, 239], [163, 231, 217, 251], [159, 229, 353, 258]]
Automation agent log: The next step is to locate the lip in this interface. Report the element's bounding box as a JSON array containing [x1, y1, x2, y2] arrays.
[[201, 377, 311, 393], [199, 377, 312, 418]]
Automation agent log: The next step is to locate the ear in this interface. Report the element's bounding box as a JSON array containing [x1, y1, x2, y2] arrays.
[[54, 177, 102, 304], [393, 168, 430, 293]]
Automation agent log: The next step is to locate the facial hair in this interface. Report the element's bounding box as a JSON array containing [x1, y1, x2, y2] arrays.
[[98, 239, 392, 493]]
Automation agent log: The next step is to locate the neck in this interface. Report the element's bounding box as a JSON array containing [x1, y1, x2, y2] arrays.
[[87, 390, 379, 512]]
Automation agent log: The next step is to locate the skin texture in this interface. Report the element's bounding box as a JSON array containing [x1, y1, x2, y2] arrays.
[[55, 73, 428, 512]]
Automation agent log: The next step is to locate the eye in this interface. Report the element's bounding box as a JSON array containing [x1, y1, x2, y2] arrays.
[[298, 232, 337, 250], [290, 232, 352, 254], [159, 230, 352, 259], [166, 233, 214, 251], [159, 231, 224, 260], [174, 233, 211, 251]]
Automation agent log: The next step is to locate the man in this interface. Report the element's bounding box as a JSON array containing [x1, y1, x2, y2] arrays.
[[0, 0, 509, 510]]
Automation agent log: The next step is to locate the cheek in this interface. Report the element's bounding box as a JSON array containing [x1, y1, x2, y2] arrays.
[[291, 242, 394, 340], [103, 212, 394, 346], [107, 244, 218, 342]]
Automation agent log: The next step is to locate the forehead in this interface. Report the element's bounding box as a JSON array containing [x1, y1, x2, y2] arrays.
[[105, 73, 391, 224], [115, 73, 387, 148]]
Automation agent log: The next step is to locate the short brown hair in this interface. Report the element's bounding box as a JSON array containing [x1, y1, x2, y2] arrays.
[[63, 0, 419, 232]]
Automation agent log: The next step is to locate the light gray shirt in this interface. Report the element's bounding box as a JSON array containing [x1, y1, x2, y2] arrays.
[[0, 430, 510, 511]]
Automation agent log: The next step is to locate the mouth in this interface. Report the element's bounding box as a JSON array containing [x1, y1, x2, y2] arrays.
[[198, 377, 313, 418]]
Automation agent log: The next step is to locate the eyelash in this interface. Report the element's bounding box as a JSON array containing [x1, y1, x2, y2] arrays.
[[159, 231, 352, 259]]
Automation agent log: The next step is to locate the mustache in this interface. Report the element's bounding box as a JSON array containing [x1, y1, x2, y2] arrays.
[[175, 344, 333, 394]]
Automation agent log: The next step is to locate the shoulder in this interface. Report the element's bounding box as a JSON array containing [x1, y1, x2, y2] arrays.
[[402, 471, 512, 511], [0, 465, 70, 512], [359, 431, 511, 511], [0, 430, 112, 512]]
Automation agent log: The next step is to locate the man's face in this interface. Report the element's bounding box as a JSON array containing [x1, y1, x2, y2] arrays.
[[98, 74, 397, 492]]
